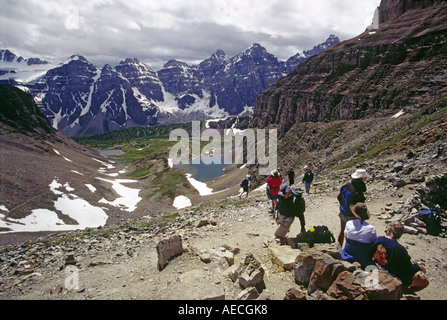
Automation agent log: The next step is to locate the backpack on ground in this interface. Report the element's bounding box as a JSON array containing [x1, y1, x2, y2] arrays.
[[418, 208, 443, 236], [295, 225, 335, 247]]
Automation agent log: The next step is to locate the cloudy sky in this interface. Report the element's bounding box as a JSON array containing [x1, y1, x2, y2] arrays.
[[1, 0, 381, 70]]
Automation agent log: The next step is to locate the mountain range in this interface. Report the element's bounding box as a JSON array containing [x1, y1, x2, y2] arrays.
[[0, 35, 340, 137]]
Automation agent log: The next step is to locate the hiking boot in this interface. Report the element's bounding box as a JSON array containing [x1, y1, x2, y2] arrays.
[[275, 237, 288, 246]]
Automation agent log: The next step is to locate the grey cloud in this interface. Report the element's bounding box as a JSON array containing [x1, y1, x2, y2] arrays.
[[0, 0, 381, 71]]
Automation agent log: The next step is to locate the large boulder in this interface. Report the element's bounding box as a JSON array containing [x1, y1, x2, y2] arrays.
[[327, 271, 368, 300], [268, 245, 302, 272], [233, 253, 265, 290], [156, 235, 183, 271], [293, 248, 328, 286], [308, 255, 348, 294], [284, 287, 307, 300], [355, 269, 403, 300]]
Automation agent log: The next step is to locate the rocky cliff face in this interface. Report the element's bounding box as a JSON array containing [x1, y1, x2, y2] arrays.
[[251, 0, 447, 136], [378, 0, 443, 24]]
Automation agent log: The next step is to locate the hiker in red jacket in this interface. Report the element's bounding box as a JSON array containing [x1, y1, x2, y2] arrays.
[[266, 169, 282, 213]]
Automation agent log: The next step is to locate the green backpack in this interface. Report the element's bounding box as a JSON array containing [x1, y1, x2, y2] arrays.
[[296, 225, 335, 247]]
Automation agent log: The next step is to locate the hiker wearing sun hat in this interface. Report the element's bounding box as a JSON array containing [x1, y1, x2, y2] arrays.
[[337, 169, 371, 246], [351, 169, 371, 180], [350, 202, 371, 221]]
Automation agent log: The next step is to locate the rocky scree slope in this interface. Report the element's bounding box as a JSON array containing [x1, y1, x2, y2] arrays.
[[0, 85, 168, 243]]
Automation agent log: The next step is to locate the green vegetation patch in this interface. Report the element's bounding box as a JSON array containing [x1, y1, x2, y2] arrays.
[[331, 97, 447, 170], [73, 122, 192, 149], [117, 139, 176, 166], [148, 170, 191, 201]]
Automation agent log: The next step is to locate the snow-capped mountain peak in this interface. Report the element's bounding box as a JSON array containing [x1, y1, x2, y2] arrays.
[[62, 54, 89, 65], [0, 49, 55, 84]]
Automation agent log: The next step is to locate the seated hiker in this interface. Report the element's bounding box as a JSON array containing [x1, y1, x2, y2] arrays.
[[273, 184, 306, 244], [373, 221, 429, 293], [341, 203, 377, 269]]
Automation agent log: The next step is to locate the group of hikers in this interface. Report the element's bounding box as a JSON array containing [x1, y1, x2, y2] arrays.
[[239, 166, 429, 294], [336, 169, 429, 293]]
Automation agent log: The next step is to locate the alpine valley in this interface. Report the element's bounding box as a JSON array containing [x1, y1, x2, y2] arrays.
[[0, 35, 340, 137], [1, 0, 447, 302]]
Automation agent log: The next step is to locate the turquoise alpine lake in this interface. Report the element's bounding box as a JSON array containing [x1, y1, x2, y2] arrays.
[[174, 155, 228, 182]]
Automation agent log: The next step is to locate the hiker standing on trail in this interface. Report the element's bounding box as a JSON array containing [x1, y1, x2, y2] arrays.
[[239, 175, 251, 199], [302, 166, 314, 194], [373, 221, 429, 293], [273, 184, 306, 245], [266, 169, 282, 213], [287, 168, 295, 185], [337, 169, 370, 246]]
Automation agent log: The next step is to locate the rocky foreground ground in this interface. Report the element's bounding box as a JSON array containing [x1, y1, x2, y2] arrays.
[[0, 140, 446, 303], [0, 156, 446, 302]]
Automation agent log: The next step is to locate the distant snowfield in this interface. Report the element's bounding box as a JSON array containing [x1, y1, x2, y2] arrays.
[[169, 174, 213, 210], [97, 178, 142, 212], [0, 178, 109, 233], [157, 88, 229, 119], [171, 173, 231, 209], [0, 150, 142, 233], [254, 183, 267, 193], [173, 196, 192, 209], [392, 109, 405, 118], [185, 173, 214, 196], [167, 158, 174, 169]]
